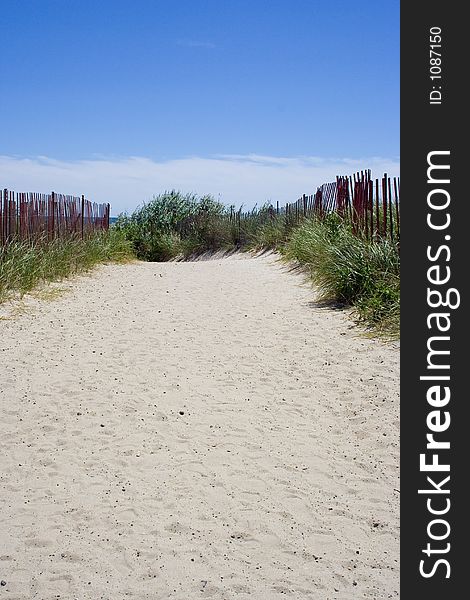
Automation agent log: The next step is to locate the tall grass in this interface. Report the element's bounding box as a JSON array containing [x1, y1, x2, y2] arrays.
[[248, 217, 287, 250], [117, 193, 292, 258], [0, 228, 134, 302], [284, 215, 400, 336], [116, 191, 238, 260]]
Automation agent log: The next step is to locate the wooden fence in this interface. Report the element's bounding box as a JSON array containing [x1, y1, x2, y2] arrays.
[[1, 189, 110, 246], [283, 171, 400, 242], [233, 171, 400, 243]]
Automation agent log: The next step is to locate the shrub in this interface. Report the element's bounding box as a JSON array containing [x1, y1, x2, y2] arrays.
[[117, 191, 235, 260]]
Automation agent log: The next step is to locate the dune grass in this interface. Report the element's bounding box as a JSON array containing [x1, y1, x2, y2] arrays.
[[283, 216, 400, 337], [244, 216, 287, 251], [115, 191, 237, 261], [115, 192, 288, 259], [0, 228, 134, 303]]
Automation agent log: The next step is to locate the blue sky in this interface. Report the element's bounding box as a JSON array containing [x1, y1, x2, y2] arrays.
[[1, 0, 399, 212]]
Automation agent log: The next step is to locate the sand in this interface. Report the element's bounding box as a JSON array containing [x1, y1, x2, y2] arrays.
[[0, 254, 399, 599]]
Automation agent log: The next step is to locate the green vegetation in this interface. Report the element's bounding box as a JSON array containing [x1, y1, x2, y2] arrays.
[[237, 206, 287, 250], [117, 191, 399, 337], [283, 216, 400, 337], [115, 191, 236, 260], [116, 192, 289, 259], [0, 228, 134, 302]]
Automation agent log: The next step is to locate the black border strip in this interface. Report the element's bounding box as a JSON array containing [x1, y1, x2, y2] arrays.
[[401, 3, 466, 596]]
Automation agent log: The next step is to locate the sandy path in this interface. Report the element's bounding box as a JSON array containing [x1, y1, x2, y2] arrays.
[[0, 254, 399, 599]]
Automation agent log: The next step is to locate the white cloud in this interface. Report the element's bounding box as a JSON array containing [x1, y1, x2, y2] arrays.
[[0, 154, 400, 215]]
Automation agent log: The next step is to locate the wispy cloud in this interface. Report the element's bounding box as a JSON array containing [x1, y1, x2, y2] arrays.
[[0, 154, 400, 215], [176, 39, 216, 49]]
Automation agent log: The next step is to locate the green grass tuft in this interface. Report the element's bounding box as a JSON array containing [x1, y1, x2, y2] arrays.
[[116, 191, 239, 260], [248, 217, 287, 250], [0, 228, 134, 303], [284, 216, 400, 336]]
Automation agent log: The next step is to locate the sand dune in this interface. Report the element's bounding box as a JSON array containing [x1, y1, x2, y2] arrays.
[[0, 254, 399, 599]]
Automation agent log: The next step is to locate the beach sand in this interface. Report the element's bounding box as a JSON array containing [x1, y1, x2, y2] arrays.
[[0, 254, 399, 599]]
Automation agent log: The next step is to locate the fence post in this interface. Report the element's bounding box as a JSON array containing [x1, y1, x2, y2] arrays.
[[11, 191, 17, 239], [238, 209, 241, 245], [375, 178, 380, 238], [382, 174, 388, 238], [2, 189, 7, 244], [81, 195, 85, 239], [51, 191, 55, 240]]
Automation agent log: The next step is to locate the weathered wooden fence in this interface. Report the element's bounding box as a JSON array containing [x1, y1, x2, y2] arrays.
[[1, 189, 110, 246], [283, 171, 400, 241], [232, 171, 400, 242]]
